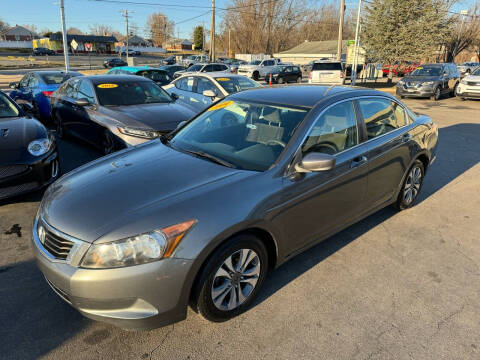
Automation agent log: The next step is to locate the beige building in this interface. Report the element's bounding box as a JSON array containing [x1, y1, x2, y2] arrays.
[[274, 40, 347, 65]]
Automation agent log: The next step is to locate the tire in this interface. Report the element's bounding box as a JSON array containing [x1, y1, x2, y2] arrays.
[[102, 129, 116, 155], [395, 160, 425, 210], [194, 234, 269, 322], [277, 77, 284, 84], [452, 83, 458, 97], [296, 76, 302, 83], [431, 86, 441, 101], [253, 71, 259, 81]]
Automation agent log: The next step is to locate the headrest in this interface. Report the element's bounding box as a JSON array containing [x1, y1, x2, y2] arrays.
[[263, 108, 281, 123]]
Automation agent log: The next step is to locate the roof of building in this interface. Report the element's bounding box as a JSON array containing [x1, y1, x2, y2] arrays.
[[49, 34, 117, 43], [181, 39, 193, 45], [1, 25, 38, 37], [127, 35, 149, 44], [277, 40, 348, 55]]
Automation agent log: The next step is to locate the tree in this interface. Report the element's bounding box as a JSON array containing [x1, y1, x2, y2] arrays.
[[362, 0, 452, 82], [443, 4, 480, 62], [147, 12, 174, 47], [22, 24, 38, 34], [67, 27, 83, 35], [194, 25, 204, 50], [0, 17, 9, 33], [89, 24, 116, 36]]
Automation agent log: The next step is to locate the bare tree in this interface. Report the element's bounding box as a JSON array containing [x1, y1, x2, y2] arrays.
[[0, 17, 9, 33], [146, 12, 174, 47], [89, 24, 116, 36], [22, 24, 38, 34], [67, 27, 83, 35]]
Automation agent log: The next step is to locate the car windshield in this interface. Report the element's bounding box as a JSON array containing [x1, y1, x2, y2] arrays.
[[215, 76, 261, 94], [39, 72, 80, 84], [0, 93, 20, 118], [94, 80, 172, 106], [410, 66, 442, 76], [188, 64, 203, 71], [169, 99, 308, 171], [248, 60, 261, 65]]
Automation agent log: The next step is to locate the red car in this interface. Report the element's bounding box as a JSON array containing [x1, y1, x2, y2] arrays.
[[383, 61, 420, 77]]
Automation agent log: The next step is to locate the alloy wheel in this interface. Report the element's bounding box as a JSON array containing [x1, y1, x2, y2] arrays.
[[211, 248, 261, 311], [278, 77, 283, 84], [403, 166, 422, 205]]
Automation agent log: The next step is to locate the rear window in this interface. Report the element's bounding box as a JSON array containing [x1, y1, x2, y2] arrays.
[[215, 76, 261, 94], [39, 73, 81, 84], [136, 70, 171, 82], [312, 63, 343, 71]]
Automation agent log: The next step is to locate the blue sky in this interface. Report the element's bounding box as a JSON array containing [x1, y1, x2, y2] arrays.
[[1, 0, 232, 39], [1, 0, 476, 40]]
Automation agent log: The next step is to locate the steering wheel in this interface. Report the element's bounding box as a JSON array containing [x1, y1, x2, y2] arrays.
[[266, 139, 286, 148]]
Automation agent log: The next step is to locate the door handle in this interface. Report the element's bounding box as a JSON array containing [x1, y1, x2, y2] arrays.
[[351, 156, 367, 168], [402, 133, 412, 142]]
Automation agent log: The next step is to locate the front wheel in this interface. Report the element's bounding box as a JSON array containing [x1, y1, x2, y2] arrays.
[[277, 77, 284, 84], [194, 234, 268, 322], [296, 76, 302, 83], [252, 72, 259, 81], [431, 86, 441, 101], [395, 160, 425, 210]]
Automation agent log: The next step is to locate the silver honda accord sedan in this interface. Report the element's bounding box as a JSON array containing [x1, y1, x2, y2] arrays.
[[32, 85, 438, 330]]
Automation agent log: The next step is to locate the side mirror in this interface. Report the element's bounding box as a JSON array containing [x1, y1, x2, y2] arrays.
[[203, 89, 216, 99], [295, 152, 336, 173], [170, 93, 179, 101], [9, 82, 18, 89], [175, 120, 187, 130], [75, 98, 90, 107]]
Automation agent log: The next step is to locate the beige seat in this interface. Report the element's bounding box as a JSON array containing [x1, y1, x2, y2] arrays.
[[246, 108, 285, 145]]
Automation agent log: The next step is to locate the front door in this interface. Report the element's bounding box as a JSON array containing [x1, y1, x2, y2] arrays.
[[273, 100, 369, 256]]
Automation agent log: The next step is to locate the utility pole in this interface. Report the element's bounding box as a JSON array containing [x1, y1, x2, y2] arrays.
[[210, 0, 215, 61], [59, 0, 70, 72], [351, 0, 362, 86], [336, 0, 345, 61], [122, 10, 130, 61]]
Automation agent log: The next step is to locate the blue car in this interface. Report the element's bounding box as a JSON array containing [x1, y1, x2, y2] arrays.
[[106, 66, 172, 86], [9, 71, 82, 120]]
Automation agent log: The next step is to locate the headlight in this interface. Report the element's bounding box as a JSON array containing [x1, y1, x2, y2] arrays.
[[118, 126, 160, 139], [461, 79, 467, 85], [398, 80, 405, 85], [28, 138, 51, 156], [421, 81, 434, 86], [81, 219, 196, 268]]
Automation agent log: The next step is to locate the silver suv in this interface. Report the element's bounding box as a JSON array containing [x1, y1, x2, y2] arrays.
[[308, 61, 345, 85]]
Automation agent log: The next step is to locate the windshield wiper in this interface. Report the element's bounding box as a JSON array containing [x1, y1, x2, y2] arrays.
[[182, 149, 236, 168]]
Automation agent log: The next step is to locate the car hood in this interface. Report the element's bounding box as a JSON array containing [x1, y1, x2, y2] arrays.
[[98, 102, 196, 132], [238, 65, 258, 71], [463, 75, 480, 82], [402, 75, 440, 83], [41, 141, 246, 243], [0, 116, 49, 164]]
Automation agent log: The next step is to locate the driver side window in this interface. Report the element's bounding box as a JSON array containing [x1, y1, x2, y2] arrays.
[[19, 75, 30, 88], [302, 101, 358, 156], [358, 98, 406, 140]]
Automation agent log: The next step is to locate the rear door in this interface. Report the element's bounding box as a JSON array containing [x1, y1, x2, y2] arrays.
[[72, 79, 100, 145], [59, 78, 81, 135], [194, 77, 223, 109], [171, 76, 198, 109], [357, 97, 414, 209], [277, 100, 369, 254]]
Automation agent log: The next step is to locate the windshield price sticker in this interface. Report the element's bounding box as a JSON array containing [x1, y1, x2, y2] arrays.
[[97, 83, 119, 89], [208, 101, 234, 111], [216, 78, 231, 81]]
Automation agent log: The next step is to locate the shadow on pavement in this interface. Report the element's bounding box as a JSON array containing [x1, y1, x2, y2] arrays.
[[0, 260, 90, 360], [255, 123, 480, 306]]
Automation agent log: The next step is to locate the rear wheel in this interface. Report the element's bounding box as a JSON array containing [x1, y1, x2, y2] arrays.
[[194, 234, 268, 322], [253, 71, 259, 81], [277, 77, 284, 84], [296, 76, 302, 83], [395, 160, 425, 210]]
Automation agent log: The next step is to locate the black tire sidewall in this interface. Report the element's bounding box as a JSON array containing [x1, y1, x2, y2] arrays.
[[432, 87, 441, 101], [396, 160, 425, 210], [196, 234, 268, 322]]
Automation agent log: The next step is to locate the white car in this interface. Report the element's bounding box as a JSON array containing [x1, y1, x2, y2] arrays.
[[163, 72, 262, 112], [173, 63, 229, 79], [456, 67, 480, 100], [308, 61, 345, 85], [237, 58, 282, 80]]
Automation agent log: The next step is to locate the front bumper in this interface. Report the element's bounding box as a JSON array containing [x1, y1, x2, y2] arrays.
[[32, 218, 194, 330], [0, 148, 58, 200], [396, 84, 435, 98], [456, 83, 480, 98]]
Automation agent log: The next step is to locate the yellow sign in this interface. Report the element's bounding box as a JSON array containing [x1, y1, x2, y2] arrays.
[[208, 100, 233, 111], [97, 83, 118, 89], [416, 67, 423, 70], [216, 78, 231, 81]]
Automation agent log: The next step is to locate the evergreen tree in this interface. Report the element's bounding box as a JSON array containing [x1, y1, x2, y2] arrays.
[[194, 26, 204, 51]]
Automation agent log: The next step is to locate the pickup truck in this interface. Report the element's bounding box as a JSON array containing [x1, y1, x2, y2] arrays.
[[237, 58, 282, 80], [181, 55, 209, 68]]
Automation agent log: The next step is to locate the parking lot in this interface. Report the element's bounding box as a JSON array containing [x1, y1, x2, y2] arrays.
[[0, 95, 479, 359]]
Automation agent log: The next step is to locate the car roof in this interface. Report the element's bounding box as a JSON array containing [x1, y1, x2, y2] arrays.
[[228, 85, 382, 108], [84, 75, 150, 84], [175, 72, 248, 80], [113, 66, 166, 72], [32, 70, 82, 76]]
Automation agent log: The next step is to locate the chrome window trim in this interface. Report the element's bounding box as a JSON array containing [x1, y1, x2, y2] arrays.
[[33, 217, 90, 267]]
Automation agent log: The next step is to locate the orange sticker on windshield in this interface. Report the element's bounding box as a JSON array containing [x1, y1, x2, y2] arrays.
[[208, 101, 233, 111], [97, 83, 118, 89], [216, 78, 231, 81]]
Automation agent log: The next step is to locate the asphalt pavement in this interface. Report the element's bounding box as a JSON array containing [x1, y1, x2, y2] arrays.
[[1, 96, 480, 359]]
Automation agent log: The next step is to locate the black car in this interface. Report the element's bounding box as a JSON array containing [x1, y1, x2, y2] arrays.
[[160, 55, 176, 65], [103, 58, 128, 68], [50, 75, 196, 154], [107, 66, 172, 86], [396, 63, 461, 101], [0, 91, 58, 200], [158, 64, 186, 78], [264, 65, 303, 84], [33, 47, 56, 56]]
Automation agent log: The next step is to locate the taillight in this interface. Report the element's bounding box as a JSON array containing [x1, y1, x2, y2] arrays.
[[308, 72, 312, 79], [42, 91, 54, 97], [340, 71, 344, 78]]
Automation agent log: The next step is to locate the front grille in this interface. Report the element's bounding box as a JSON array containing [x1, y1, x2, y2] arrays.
[[42, 227, 74, 260], [0, 165, 28, 179], [0, 182, 38, 199]]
